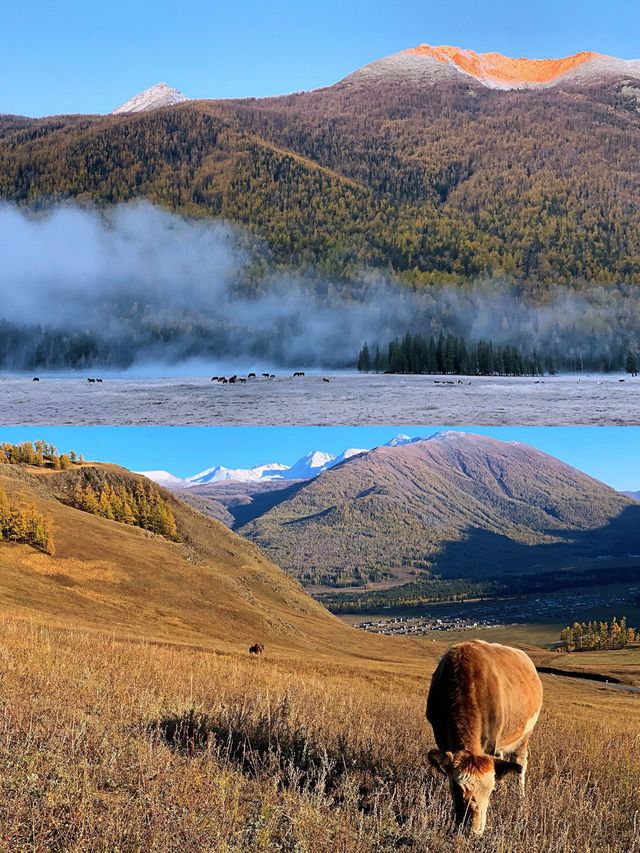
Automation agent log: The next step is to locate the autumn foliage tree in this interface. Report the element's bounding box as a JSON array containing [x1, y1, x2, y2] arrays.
[[559, 617, 637, 651], [0, 487, 54, 554], [70, 477, 179, 541]]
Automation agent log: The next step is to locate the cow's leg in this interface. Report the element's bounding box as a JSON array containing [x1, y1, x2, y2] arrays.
[[513, 736, 530, 796]]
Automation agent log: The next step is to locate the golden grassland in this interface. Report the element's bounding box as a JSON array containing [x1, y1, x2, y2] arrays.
[[0, 463, 639, 850], [0, 617, 639, 852]]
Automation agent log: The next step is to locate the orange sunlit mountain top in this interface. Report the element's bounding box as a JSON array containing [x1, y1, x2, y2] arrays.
[[406, 45, 602, 86]]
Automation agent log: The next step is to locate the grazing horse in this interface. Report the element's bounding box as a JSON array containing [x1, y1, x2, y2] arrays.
[[96, 378, 102, 383], [228, 375, 237, 384], [293, 371, 305, 377], [87, 378, 96, 383], [239, 377, 247, 383], [32, 377, 40, 382], [211, 376, 219, 382], [262, 373, 270, 378], [427, 640, 542, 836], [249, 643, 264, 655], [248, 373, 256, 379]]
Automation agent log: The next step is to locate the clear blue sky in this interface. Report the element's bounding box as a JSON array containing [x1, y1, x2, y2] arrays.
[[0, 426, 638, 490], [4, 0, 640, 116]]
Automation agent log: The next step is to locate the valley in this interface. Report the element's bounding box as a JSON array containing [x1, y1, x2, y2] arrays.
[[0, 445, 638, 849]]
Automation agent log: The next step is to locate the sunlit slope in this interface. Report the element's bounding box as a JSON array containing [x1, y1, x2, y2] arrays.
[[0, 463, 379, 655]]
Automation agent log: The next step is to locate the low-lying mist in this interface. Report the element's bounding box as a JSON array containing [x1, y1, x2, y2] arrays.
[[0, 202, 638, 371]]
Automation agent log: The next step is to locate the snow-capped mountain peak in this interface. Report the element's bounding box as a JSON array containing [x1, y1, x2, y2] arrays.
[[112, 83, 189, 115], [385, 433, 427, 447], [186, 461, 288, 485]]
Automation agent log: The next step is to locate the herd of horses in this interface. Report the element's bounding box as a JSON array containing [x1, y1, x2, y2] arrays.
[[210, 371, 310, 384], [31, 373, 323, 385], [249, 637, 542, 837]]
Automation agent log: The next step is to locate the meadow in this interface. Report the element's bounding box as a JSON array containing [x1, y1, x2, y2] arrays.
[[1, 616, 639, 852]]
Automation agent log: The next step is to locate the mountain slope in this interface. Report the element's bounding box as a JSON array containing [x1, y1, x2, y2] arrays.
[[2, 44, 640, 285], [239, 433, 640, 587], [0, 461, 357, 653]]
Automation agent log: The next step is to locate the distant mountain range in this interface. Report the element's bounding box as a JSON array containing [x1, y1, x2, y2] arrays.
[[139, 435, 422, 486], [3, 43, 640, 285]]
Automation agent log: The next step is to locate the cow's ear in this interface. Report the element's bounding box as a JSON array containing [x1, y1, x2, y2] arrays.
[[494, 758, 523, 780], [428, 749, 454, 774]]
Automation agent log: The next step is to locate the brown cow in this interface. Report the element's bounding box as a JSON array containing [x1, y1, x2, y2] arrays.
[[426, 640, 542, 835]]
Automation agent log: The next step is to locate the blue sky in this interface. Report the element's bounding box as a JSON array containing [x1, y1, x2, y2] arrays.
[[4, 0, 640, 116], [1, 426, 638, 490]]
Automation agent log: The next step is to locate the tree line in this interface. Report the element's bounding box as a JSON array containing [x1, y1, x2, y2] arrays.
[[70, 478, 179, 541], [357, 333, 546, 376], [0, 486, 54, 554], [559, 617, 637, 651], [358, 333, 640, 376]]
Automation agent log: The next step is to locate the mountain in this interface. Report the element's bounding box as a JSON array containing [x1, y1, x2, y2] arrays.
[[186, 462, 289, 485], [112, 82, 189, 114], [0, 460, 356, 653], [142, 447, 369, 487], [238, 432, 640, 588], [3, 44, 640, 285], [623, 491, 640, 500], [347, 46, 640, 90]]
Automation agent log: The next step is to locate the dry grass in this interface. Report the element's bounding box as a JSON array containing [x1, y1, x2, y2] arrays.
[[0, 617, 639, 852]]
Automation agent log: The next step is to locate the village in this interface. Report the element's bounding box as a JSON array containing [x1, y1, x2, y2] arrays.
[[353, 614, 509, 636]]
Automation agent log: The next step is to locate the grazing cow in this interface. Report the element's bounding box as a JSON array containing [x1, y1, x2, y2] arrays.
[[32, 377, 40, 382], [249, 643, 264, 656], [426, 640, 542, 836]]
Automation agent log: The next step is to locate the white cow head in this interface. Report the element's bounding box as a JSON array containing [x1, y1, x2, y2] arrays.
[[428, 748, 522, 835]]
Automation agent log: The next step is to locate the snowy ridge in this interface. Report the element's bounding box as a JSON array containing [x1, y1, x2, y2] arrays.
[[342, 46, 640, 91]]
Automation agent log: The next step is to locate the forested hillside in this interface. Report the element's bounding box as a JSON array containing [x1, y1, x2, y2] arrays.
[[2, 72, 640, 286]]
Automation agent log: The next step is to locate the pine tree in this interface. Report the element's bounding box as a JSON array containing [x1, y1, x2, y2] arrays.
[[357, 342, 371, 373]]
